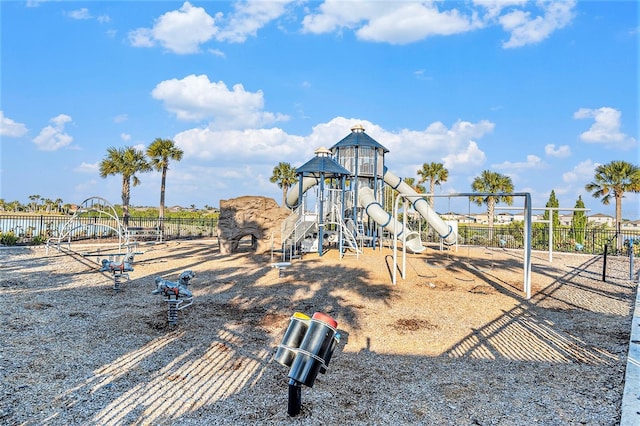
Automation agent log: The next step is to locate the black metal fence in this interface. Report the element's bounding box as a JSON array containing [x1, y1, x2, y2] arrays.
[[2, 214, 639, 256], [419, 223, 640, 256], [0, 214, 219, 244]]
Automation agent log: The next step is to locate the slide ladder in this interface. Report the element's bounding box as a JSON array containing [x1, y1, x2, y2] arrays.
[[329, 203, 361, 258], [281, 206, 319, 259], [340, 219, 361, 257]]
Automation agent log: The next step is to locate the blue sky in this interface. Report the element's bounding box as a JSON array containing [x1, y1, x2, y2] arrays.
[[1, 0, 638, 218]]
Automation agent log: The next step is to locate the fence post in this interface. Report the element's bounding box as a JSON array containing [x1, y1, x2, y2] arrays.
[[602, 244, 608, 282]]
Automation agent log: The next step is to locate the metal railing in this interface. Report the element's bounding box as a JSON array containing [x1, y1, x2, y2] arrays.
[[0, 214, 219, 244], [419, 223, 640, 256]]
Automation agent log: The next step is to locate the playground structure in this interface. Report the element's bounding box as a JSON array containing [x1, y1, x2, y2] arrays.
[[45, 196, 128, 254], [280, 125, 457, 260], [45, 196, 162, 255], [43, 196, 154, 291]]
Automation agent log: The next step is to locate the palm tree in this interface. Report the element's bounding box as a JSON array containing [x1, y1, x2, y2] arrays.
[[7, 200, 21, 212], [28, 194, 41, 212], [54, 198, 63, 213], [146, 138, 184, 226], [471, 170, 514, 237], [403, 177, 426, 194], [585, 160, 640, 250], [43, 198, 54, 213], [99, 146, 151, 226], [417, 162, 448, 209], [270, 162, 298, 208]]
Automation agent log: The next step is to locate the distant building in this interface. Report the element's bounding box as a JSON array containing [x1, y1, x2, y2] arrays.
[[496, 212, 514, 224], [622, 219, 640, 230], [559, 214, 573, 226], [587, 213, 614, 227]]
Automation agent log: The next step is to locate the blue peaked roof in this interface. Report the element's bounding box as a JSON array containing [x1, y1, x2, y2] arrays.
[[296, 155, 352, 177], [330, 129, 389, 153]]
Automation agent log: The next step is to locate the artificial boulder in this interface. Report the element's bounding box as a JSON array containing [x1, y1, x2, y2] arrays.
[[217, 196, 290, 255]]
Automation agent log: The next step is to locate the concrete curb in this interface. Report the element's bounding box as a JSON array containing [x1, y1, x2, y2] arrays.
[[621, 276, 640, 425]]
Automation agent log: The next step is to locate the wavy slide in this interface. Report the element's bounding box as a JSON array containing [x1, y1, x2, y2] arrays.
[[286, 176, 320, 209], [381, 168, 457, 245], [357, 186, 425, 253]]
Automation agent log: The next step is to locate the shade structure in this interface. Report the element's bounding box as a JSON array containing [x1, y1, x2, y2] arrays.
[[329, 124, 389, 153], [295, 155, 352, 178]]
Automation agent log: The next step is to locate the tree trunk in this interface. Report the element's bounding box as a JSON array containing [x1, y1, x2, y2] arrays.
[[487, 198, 495, 241], [615, 194, 622, 251], [281, 185, 288, 208], [122, 177, 131, 227], [429, 181, 435, 209], [159, 166, 167, 231]]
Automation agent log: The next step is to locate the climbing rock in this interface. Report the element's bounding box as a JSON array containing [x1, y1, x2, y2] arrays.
[[217, 196, 290, 254]]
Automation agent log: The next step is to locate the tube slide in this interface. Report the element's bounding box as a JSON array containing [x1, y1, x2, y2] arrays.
[[286, 177, 320, 209], [358, 187, 425, 253], [383, 168, 457, 245]]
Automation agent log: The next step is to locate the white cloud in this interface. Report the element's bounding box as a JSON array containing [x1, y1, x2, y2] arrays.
[[217, 0, 295, 43], [66, 8, 110, 23], [120, 133, 131, 141], [129, 2, 218, 54], [442, 141, 487, 170], [74, 162, 99, 173], [113, 114, 128, 123], [493, 154, 545, 171], [473, 0, 528, 20], [302, 1, 481, 44], [499, 0, 576, 48], [174, 127, 304, 163], [544, 143, 571, 158], [301, 0, 573, 47], [562, 159, 597, 184], [128, 28, 155, 48], [208, 48, 225, 57], [67, 8, 91, 20], [32, 114, 73, 151], [151, 74, 289, 129], [0, 111, 28, 137], [387, 119, 495, 154], [574, 107, 637, 150]]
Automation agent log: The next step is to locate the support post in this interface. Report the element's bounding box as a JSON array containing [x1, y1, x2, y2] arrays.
[[287, 379, 302, 416], [602, 244, 608, 282]]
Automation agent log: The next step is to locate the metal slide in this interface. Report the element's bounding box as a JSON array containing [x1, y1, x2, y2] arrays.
[[357, 187, 425, 253], [383, 168, 457, 245]]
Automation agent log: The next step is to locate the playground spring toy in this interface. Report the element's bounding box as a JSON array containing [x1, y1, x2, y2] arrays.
[[152, 270, 195, 325], [274, 311, 342, 416], [99, 251, 136, 273], [99, 251, 137, 291]]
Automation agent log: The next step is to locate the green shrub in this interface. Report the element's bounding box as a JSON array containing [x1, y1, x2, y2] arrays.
[[0, 231, 19, 246], [31, 234, 47, 245]]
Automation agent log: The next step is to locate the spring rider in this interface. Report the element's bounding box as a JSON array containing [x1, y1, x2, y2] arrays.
[[100, 252, 136, 291], [152, 270, 195, 325]]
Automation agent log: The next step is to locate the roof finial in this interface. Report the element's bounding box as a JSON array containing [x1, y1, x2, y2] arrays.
[[351, 124, 365, 133], [314, 146, 331, 157]]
